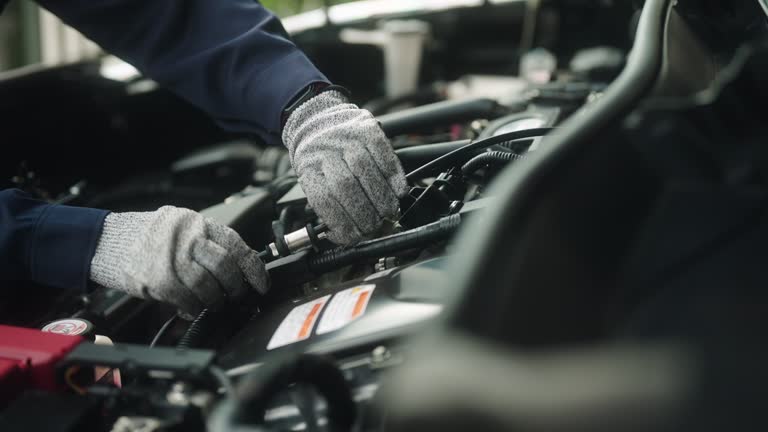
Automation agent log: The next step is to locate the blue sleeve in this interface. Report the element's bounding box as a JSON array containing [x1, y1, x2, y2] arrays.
[[36, 0, 329, 145], [0, 189, 108, 292]]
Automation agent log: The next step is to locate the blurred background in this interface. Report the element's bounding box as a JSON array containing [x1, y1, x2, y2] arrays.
[[0, 0, 356, 71]]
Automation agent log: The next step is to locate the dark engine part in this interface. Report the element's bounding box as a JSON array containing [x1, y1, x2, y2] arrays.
[[378, 98, 508, 137], [209, 354, 356, 432], [219, 256, 448, 369]]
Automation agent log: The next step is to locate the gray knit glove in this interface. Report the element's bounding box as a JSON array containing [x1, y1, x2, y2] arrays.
[[282, 90, 409, 245], [89, 206, 267, 317]]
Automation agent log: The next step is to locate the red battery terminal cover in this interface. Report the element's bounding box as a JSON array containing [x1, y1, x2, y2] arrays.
[[0, 325, 84, 403]]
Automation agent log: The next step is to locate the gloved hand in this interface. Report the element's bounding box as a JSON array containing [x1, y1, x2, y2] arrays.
[[282, 90, 409, 245], [89, 206, 267, 317]]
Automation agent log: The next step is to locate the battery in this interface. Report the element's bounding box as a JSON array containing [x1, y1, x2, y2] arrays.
[[0, 325, 84, 404]]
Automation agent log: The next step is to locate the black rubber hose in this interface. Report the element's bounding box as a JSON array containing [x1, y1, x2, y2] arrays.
[[442, 0, 672, 334], [378, 98, 505, 137], [498, 137, 536, 154], [365, 83, 444, 116], [405, 128, 554, 181], [462, 151, 525, 175], [396, 139, 471, 172], [176, 308, 210, 349], [309, 214, 461, 273]]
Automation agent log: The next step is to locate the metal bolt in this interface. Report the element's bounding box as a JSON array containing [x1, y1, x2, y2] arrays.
[[448, 200, 463, 214], [375, 257, 399, 272], [371, 346, 391, 364], [374, 258, 387, 272]]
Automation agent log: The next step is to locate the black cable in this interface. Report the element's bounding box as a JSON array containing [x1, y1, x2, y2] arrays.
[[309, 214, 461, 273], [176, 309, 211, 349], [149, 314, 178, 348], [405, 127, 554, 181], [461, 150, 526, 175], [395, 137, 533, 172], [396, 139, 472, 172]]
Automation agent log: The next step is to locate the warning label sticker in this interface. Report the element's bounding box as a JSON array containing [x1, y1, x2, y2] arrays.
[[267, 295, 331, 350], [317, 285, 376, 335]]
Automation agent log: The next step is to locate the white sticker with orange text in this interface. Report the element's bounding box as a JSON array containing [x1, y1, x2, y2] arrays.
[[316, 285, 376, 335], [267, 295, 331, 350]]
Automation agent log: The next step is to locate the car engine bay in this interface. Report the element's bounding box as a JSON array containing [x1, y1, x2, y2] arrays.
[[3, 0, 768, 430]]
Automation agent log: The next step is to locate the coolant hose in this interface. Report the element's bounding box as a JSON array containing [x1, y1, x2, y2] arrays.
[[309, 214, 461, 273], [461, 150, 525, 175]]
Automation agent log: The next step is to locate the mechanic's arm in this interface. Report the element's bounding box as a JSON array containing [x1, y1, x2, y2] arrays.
[[37, 0, 409, 246], [0, 189, 107, 291], [36, 0, 325, 144], [1, 189, 266, 317]]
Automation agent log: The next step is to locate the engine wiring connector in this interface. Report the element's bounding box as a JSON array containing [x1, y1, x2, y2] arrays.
[[268, 224, 328, 258]]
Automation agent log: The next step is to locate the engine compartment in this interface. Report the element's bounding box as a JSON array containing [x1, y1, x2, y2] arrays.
[[3, 1, 768, 430]]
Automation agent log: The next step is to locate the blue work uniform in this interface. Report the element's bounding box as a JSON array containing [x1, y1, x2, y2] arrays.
[[0, 0, 328, 291]]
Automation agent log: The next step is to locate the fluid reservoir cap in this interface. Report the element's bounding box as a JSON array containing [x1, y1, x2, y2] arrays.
[[41, 318, 94, 337]]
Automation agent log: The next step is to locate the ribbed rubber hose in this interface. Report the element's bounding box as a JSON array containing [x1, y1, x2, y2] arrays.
[[309, 214, 462, 274], [462, 151, 525, 175]]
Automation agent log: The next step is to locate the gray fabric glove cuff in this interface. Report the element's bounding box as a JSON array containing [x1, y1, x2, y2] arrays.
[[90, 211, 154, 292]]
